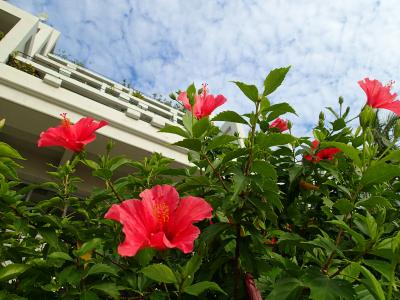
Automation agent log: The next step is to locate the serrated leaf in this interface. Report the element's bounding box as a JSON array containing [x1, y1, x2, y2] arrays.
[[328, 220, 366, 246], [266, 278, 304, 300], [0, 264, 30, 281], [183, 281, 226, 296], [265, 102, 297, 121], [363, 260, 392, 281], [90, 282, 120, 300], [74, 238, 102, 256], [192, 117, 210, 138], [256, 133, 295, 147], [359, 266, 385, 300], [233, 81, 259, 102], [251, 160, 277, 180], [307, 277, 355, 300], [174, 139, 201, 151], [206, 135, 238, 151], [263, 66, 291, 96], [212, 111, 248, 124], [84, 263, 118, 278], [159, 124, 189, 138], [361, 162, 400, 188], [48, 252, 73, 261], [141, 264, 177, 283]]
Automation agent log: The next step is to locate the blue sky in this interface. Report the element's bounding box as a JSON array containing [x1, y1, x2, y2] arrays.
[[9, 0, 400, 136]]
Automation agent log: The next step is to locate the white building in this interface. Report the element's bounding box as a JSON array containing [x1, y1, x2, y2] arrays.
[[0, 1, 192, 194], [0, 2, 244, 196]]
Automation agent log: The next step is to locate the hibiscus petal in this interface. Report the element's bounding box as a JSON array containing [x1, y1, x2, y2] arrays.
[[168, 196, 212, 241], [140, 185, 180, 224], [170, 224, 200, 253], [177, 91, 192, 111], [105, 199, 153, 256], [378, 101, 400, 116], [74, 117, 108, 144]]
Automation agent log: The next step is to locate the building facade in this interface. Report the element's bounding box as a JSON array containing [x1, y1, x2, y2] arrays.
[[0, 1, 193, 194]]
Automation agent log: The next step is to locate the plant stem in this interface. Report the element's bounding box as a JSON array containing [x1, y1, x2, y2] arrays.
[[233, 223, 241, 300], [202, 153, 228, 192], [107, 180, 124, 202], [61, 174, 70, 218], [244, 101, 261, 176]]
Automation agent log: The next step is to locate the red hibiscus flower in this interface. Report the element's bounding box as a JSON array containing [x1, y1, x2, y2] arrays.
[[304, 140, 340, 163], [245, 273, 263, 300], [104, 185, 213, 256], [178, 83, 227, 119], [269, 118, 288, 132], [38, 113, 108, 152], [358, 78, 400, 115]]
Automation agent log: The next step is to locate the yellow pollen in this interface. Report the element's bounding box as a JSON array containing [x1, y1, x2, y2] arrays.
[[153, 202, 169, 224]]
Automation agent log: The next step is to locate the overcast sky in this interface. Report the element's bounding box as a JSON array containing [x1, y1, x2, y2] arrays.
[[9, 0, 400, 136]]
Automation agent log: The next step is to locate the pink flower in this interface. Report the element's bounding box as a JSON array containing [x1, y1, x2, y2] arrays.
[[304, 140, 341, 163], [358, 78, 400, 115], [104, 185, 213, 256], [178, 83, 227, 119], [38, 113, 108, 152], [245, 273, 262, 300], [269, 118, 288, 132]]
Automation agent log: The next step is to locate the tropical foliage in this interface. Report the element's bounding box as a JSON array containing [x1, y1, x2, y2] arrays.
[[1, 68, 400, 299]]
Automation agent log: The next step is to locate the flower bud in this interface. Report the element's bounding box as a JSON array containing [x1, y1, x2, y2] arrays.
[[338, 96, 344, 105], [245, 273, 262, 300], [0, 118, 5, 130], [359, 105, 375, 128]]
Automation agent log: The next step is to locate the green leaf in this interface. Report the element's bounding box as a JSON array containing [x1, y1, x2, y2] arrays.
[[183, 255, 202, 278], [206, 135, 238, 151], [233, 81, 259, 102], [0, 264, 30, 281], [48, 252, 73, 261], [333, 199, 354, 215], [38, 228, 60, 250], [74, 238, 102, 257], [267, 278, 304, 300], [328, 220, 366, 246], [58, 265, 82, 286], [0, 142, 24, 160], [92, 168, 113, 180], [332, 118, 346, 131], [0, 161, 18, 179], [320, 141, 361, 167], [307, 277, 355, 300], [183, 281, 226, 296], [212, 111, 249, 124], [251, 160, 277, 180], [135, 248, 156, 267], [90, 282, 120, 300], [80, 291, 100, 300], [256, 133, 296, 148], [263, 66, 291, 96], [361, 162, 400, 188], [141, 264, 177, 283], [174, 138, 201, 151], [84, 263, 118, 278], [83, 159, 99, 170], [192, 117, 210, 138], [160, 124, 189, 138], [359, 266, 385, 300], [265, 102, 297, 121], [363, 260, 392, 281]]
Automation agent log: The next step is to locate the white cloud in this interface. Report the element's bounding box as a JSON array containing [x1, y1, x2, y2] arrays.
[[9, 0, 400, 136]]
